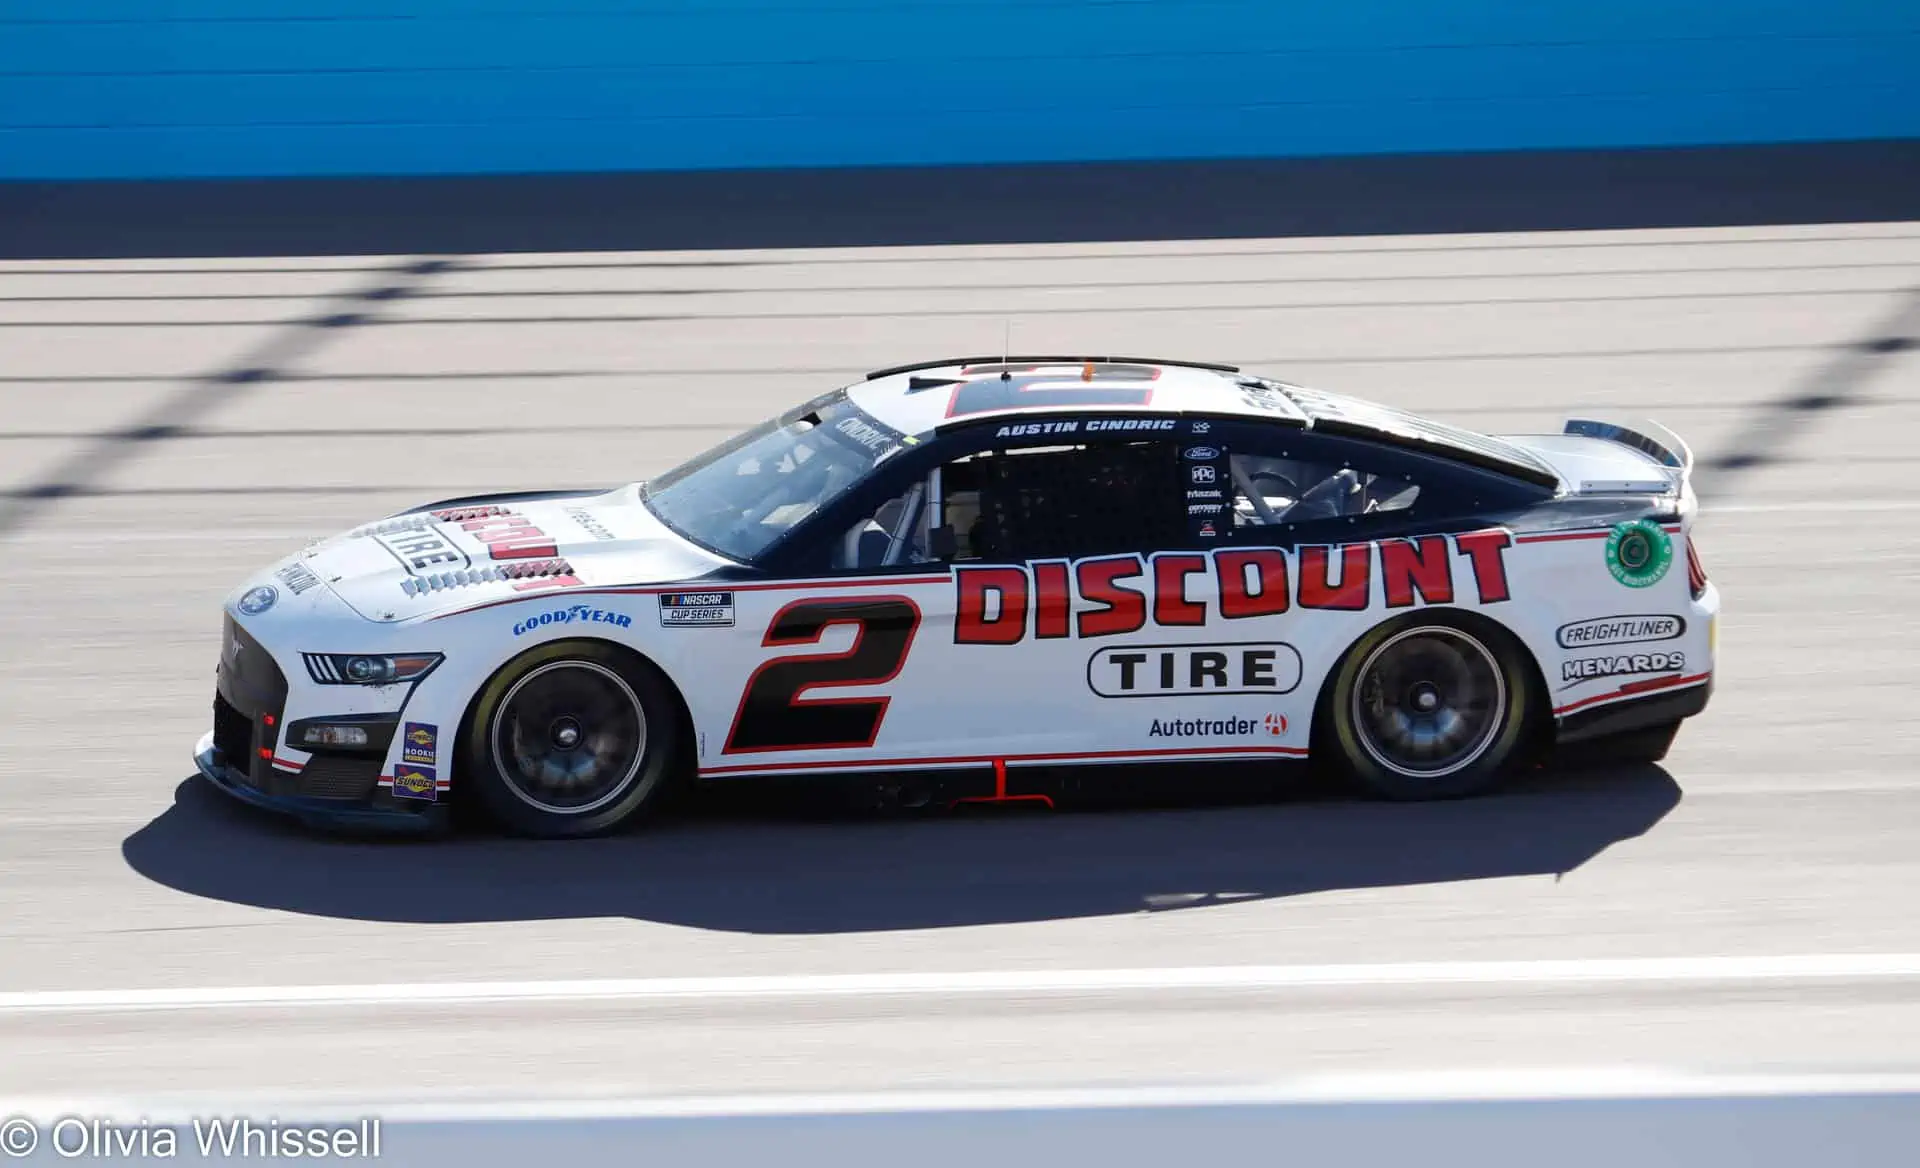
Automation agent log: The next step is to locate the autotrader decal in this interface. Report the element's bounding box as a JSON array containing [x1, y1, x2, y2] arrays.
[[1148, 714, 1291, 738]]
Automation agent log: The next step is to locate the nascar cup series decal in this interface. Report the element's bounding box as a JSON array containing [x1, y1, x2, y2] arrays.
[[659, 591, 735, 628], [1605, 519, 1673, 588], [511, 605, 634, 636]]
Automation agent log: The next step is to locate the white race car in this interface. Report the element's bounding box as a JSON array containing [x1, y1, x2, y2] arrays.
[[197, 357, 1718, 836]]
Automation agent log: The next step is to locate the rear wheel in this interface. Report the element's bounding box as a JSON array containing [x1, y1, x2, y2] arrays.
[[1321, 615, 1537, 801], [463, 640, 684, 837]]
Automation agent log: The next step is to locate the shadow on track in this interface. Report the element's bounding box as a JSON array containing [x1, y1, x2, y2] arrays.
[[121, 765, 1681, 933], [6, 140, 1918, 260]]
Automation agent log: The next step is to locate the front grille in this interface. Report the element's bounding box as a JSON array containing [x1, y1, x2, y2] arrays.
[[297, 754, 382, 800], [212, 693, 253, 768]]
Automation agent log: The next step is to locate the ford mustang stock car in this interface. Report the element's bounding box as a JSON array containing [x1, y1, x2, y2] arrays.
[[198, 356, 1718, 836]]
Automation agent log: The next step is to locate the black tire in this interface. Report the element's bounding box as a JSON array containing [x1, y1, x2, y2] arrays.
[[461, 639, 686, 838], [1319, 613, 1539, 801]]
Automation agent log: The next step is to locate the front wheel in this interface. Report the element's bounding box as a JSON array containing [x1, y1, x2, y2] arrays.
[[1321, 615, 1538, 801], [462, 640, 685, 837]]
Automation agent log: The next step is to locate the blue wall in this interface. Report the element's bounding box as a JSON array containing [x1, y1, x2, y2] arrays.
[[3, 0, 1918, 180]]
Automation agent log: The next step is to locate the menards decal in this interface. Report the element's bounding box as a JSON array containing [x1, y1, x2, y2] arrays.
[[954, 532, 1512, 644]]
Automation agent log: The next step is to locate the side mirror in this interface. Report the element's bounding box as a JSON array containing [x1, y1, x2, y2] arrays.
[[928, 524, 958, 560]]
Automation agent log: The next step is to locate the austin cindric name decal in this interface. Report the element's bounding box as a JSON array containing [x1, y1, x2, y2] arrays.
[[953, 532, 1512, 645]]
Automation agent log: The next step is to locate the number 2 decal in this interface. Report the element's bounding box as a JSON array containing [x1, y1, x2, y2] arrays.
[[723, 596, 922, 754], [943, 363, 1160, 419]]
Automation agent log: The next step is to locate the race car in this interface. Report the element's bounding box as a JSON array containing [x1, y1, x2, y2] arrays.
[[197, 356, 1718, 836]]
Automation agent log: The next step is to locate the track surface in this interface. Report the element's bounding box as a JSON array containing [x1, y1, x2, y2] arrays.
[[1, 224, 1918, 1103]]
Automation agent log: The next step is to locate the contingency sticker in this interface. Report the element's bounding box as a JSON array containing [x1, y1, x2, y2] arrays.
[[401, 722, 437, 766], [392, 764, 437, 802], [659, 591, 735, 627], [1605, 520, 1673, 588]]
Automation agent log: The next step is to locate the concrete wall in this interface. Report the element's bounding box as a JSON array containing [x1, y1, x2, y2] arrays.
[[3, 0, 1918, 180]]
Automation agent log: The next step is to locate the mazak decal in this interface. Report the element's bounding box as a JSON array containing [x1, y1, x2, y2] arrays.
[[955, 535, 1513, 644], [511, 604, 634, 636], [659, 591, 736, 628], [392, 764, 437, 802], [565, 508, 617, 541], [1557, 614, 1686, 649], [1605, 519, 1673, 588], [1237, 382, 1291, 413], [401, 722, 437, 766], [1561, 651, 1687, 689], [1147, 715, 1289, 738], [275, 563, 321, 595], [1089, 642, 1304, 698]]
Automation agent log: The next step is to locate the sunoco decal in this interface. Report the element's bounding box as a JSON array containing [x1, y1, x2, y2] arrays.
[[512, 605, 634, 636], [401, 722, 438, 766], [392, 764, 437, 802]]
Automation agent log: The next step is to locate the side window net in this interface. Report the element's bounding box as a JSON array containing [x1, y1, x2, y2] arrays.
[[1229, 453, 1421, 527]]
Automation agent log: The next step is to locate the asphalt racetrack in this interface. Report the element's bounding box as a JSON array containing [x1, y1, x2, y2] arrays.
[[1, 221, 1918, 1109]]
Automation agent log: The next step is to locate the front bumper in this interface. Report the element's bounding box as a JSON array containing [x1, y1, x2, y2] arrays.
[[194, 730, 447, 834]]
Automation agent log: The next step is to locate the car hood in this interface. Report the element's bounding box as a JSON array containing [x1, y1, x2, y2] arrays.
[[298, 484, 731, 623]]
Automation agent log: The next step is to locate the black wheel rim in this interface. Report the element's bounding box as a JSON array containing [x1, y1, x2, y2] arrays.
[[491, 660, 648, 815], [1351, 627, 1507, 779]]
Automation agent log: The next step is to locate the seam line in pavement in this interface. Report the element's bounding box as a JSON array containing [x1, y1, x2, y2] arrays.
[[0, 256, 460, 539]]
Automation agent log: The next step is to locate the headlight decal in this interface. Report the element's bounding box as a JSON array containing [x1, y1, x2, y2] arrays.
[[302, 652, 443, 686]]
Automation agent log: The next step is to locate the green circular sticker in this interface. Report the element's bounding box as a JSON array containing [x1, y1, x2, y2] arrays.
[[1605, 519, 1673, 588]]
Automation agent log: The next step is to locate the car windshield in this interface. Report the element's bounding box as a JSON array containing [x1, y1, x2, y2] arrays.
[[640, 392, 907, 563]]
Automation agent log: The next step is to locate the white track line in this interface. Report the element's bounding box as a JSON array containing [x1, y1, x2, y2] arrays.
[[12, 1070, 1920, 1124], [4, 953, 1919, 1016]]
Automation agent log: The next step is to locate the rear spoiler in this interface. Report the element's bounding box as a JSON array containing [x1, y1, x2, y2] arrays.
[[1563, 417, 1694, 487]]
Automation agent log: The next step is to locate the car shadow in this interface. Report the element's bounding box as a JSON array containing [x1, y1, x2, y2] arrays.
[[121, 764, 1681, 934]]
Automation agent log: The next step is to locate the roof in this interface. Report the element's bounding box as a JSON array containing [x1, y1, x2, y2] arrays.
[[846, 357, 1308, 436], [842, 356, 1559, 489]]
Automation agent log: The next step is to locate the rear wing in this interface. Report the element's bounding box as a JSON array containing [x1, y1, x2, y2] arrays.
[[1562, 417, 1694, 488]]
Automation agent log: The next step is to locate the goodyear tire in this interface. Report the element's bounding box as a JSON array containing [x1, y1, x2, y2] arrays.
[[1320, 613, 1538, 801], [461, 639, 686, 838]]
